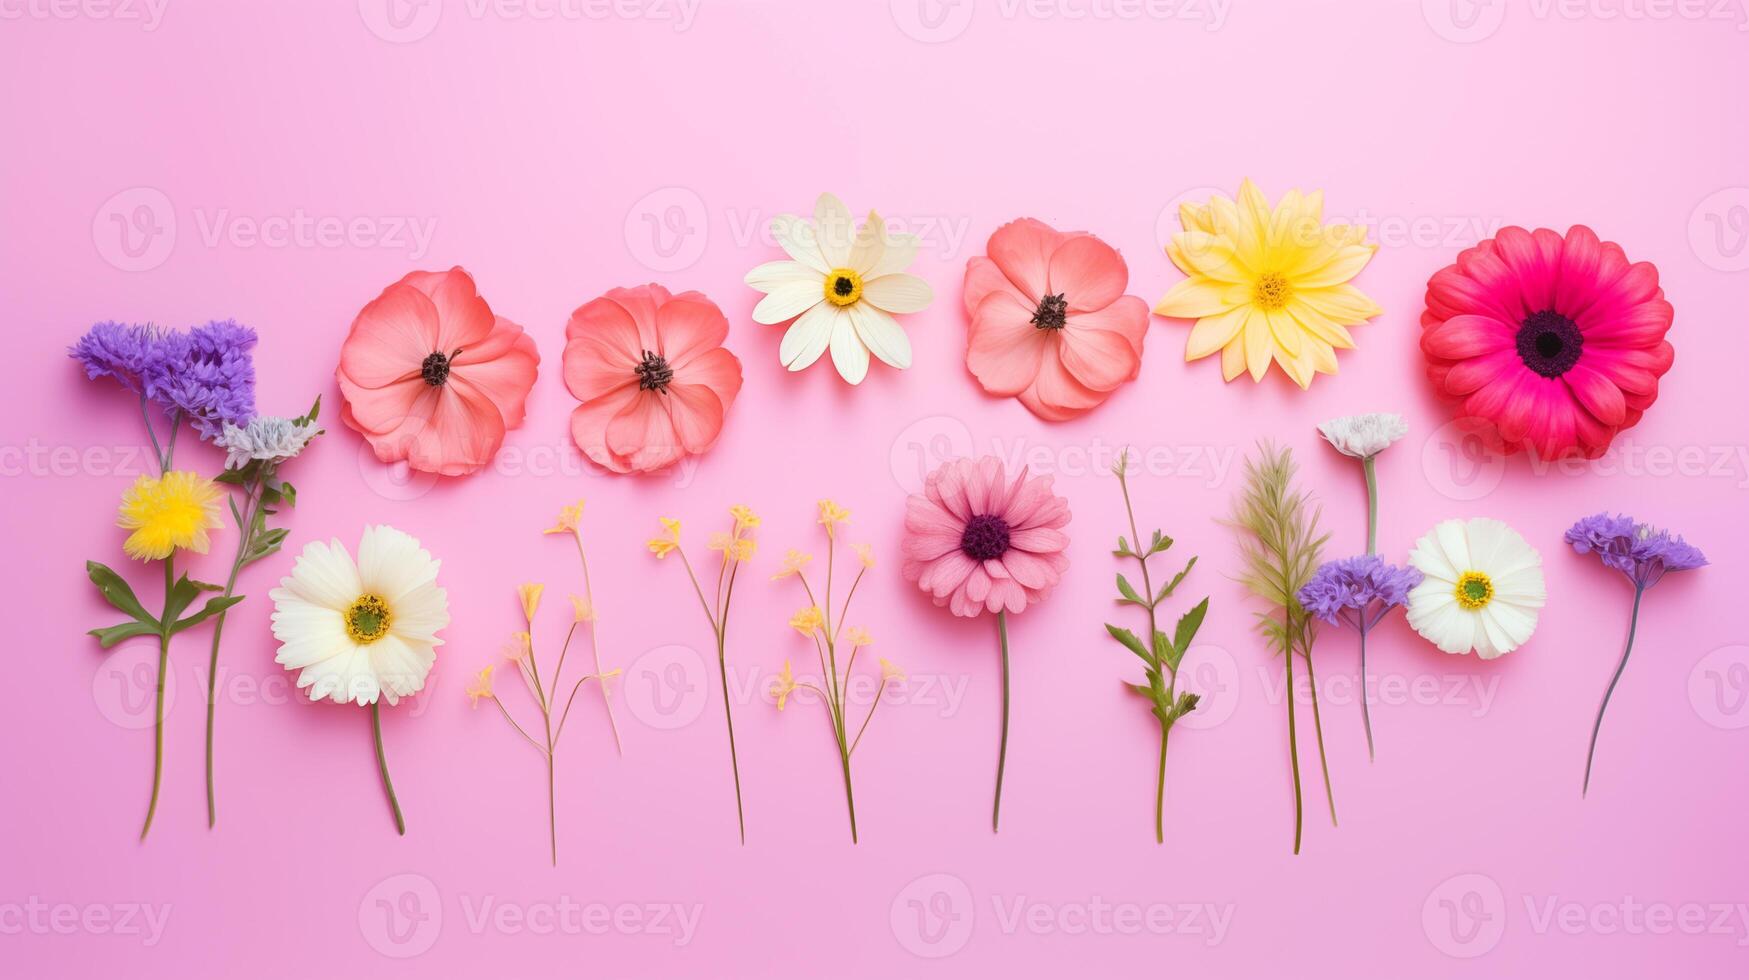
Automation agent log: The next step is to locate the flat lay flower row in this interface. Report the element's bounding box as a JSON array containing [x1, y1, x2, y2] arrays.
[[70, 181, 1702, 857]]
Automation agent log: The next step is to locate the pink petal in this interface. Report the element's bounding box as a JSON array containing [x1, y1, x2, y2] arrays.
[[568, 386, 640, 474], [1562, 364, 1626, 426], [1008, 526, 1067, 553], [967, 291, 1050, 397], [1058, 300, 1146, 392], [606, 389, 682, 472], [985, 218, 1067, 303], [1045, 234, 1127, 312], [1422, 314, 1514, 359], [962, 255, 1028, 317], [657, 292, 731, 368], [450, 328, 539, 431], [1020, 345, 1106, 421], [402, 268, 498, 353], [339, 283, 439, 389], [664, 383, 726, 453]]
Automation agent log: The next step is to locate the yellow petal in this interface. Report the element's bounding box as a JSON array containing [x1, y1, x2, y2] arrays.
[[1286, 301, 1355, 349], [1295, 243, 1377, 289], [1242, 307, 1272, 382], [1184, 305, 1249, 360], [1264, 307, 1302, 358], [1155, 277, 1236, 319], [1220, 337, 1247, 382], [1295, 284, 1382, 325]]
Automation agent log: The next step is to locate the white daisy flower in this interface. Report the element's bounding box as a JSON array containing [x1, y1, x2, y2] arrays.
[[744, 192, 934, 384], [1405, 518, 1546, 659], [269, 525, 449, 705], [1317, 412, 1408, 459]]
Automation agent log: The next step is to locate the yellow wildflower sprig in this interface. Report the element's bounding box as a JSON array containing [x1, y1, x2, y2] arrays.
[[544, 500, 622, 755], [649, 504, 759, 844], [469, 500, 622, 865], [768, 499, 897, 844]]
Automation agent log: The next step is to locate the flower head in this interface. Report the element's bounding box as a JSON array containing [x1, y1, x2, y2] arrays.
[[1317, 413, 1407, 459], [159, 320, 258, 440], [844, 626, 873, 648], [562, 284, 743, 475], [1405, 518, 1546, 659], [70, 321, 168, 394], [269, 526, 450, 705], [1297, 555, 1424, 632], [853, 543, 875, 569], [963, 219, 1151, 420], [745, 192, 933, 384], [465, 665, 495, 708], [789, 606, 824, 638], [518, 583, 544, 623], [879, 658, 905, 683], [817, 499, 850, 537], [1155, 180, 1383, 388], [117, 471, 225, 560], [544, 499, 585, 535], [1421, 226, 1675, 459], [731, 505, 760, 531], [902, 456, 1071, 617], [1565, 513, 1706, 589], [647, 517, 682, 558], [771, 549, 812, 580], [568, 594, 596, 623], [502, 631, 532, 664], [338, 267, 540, 477], [215, 415, 321, 470], [770, 661, 797, 711]]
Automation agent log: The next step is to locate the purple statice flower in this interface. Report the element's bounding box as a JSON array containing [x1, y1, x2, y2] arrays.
[[1297, 554, 1424, 632], [148, 320, 258, 440], [1565, 513, 1707, 591], [68, 321, 178, 395]]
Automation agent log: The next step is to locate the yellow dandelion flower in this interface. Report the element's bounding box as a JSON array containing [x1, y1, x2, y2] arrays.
[[543, 499, 585, 534], [117, 470, 225, 560], [647, 517, 682, 558], [771, 549, 812, 580], [730, 505, 760, 531], [817, 499, 850, 536], [789, 606, 824, 638], [517, 583, 544, 623], [568, 593, 596, 623], [879, 658, 905, 683], [1154, 178, 1382, 389], [770, 660, 797, 711], [852, 543, 875, 569], [844, 626, 873, 648], [465, 665, 495, 707]]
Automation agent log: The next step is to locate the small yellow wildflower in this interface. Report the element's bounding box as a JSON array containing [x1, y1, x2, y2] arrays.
[[817, 499, 850, 536], [852, 543, 875, 569], [771, 549, 813, 580], [647, 517, 682, 558], [568, 593, 596, 623], [770, 660, 797, 711], [117, 471, 225, 560], [879, 658, 905, 683], [465, 665, 496, 707], [502, 631, 532, 664], [844, 626, 873, 648], [543, 499, 585, 535], [789, 606, 824, 638], [518, 583, 544, 623], [730, 505, 760, 531]]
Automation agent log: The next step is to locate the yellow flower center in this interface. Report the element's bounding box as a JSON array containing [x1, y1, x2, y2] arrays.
[[823, 268, 863, 307], [345, 594, 392, 644], [1252, 272, 1293, 312], [1453, 571, 1494, 611]]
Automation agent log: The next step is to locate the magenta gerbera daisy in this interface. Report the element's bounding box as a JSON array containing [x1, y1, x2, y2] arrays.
[[1421, 225, 1675, 459]]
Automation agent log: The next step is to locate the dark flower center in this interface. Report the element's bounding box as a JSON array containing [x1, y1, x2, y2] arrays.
[[1515, 310, 1584, 378], [833, 276, 856, 297], [635, 349, 674, 392], [420, 348, 462, 386], [1031, 293, 1068, 331], [960, 513, 1011, 561]]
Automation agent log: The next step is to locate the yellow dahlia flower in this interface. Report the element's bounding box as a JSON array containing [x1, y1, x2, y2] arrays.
[[1155, 179, 1383, 389], [117, 471, 225, 560]]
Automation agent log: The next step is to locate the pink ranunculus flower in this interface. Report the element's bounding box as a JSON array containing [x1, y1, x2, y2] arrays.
[[1421, 225, 1675, 459], [902, 456, 1071, 617], [338, 267, 540, 477], [964, 219, 1151, 421], [563, 284, 744, 475]]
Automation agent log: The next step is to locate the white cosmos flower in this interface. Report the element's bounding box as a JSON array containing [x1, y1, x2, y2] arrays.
[[1317, 412, 1408, 459], [270, 525, 449, 706], [744, 192, 934, 384], [1405, 518, 1546, 659]]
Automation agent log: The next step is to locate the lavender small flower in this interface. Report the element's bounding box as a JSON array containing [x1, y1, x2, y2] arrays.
[[69, 321, 176, 395], [215, 416, 320, 470], [155, 320, 257, 440], [1565, 512, 1707, 590], [1297, 554, 1423, 759]]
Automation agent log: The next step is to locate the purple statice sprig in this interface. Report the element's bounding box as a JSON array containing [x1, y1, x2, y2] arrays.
[[1566, 513, 1707, 797], [1297, 554, 1423, 759], [70, 320, 257, 468]]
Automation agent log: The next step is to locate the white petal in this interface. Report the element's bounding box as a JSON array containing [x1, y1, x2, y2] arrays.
[[1491, 566, 1547, 607], [849, 302, 912, 370], [369, 632, 434, 700], [390, 581, 450, 644], [271, 598, 349, 669], [357, 525, 439, 602], [860, 273, 933, 314], [865, 232, 919, 280], [771, 214, 829, 273], [828, 310, 869, 384], [779, 302, 834, 370], [848, 211, 887, 276], [280, 538, 361, 611], [1434, 520, 1472, 573], [813, 193, 854, 269], [1483, 601, 1539, 653], [744, 259, 821, 292], [752, 283, 825, 325]]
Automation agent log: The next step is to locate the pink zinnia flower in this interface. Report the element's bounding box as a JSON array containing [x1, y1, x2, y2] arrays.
[[1421, 225, 1675, 459], [964, 219, 1150, 421], [338, 268, 540, 477], [563, 284, 744, 475], [902, 457, 1071, 617]]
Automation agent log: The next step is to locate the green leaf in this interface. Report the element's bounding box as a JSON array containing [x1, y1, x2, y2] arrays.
[[1155, 556, 1199, 603], [88, 621, 161, 648], [1172, 597, 1211, 664], [170, 594, 246, 635], [1115, 573, 1147, 607], [1113, 535, 1133, 558], [85, 561, 157, 628], [1104, 623, 1151, 663], [161, 574, 210, 625], [1151, 629, 1179, 672], [1123, 681, 1153, 699], [295, 394, 322, 426], [242, 526, 290, 567], [1148, 530, 1173, 555]]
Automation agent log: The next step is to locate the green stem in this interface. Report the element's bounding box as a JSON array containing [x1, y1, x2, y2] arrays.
[[206, 479, 259, 828], [1362, 454, 1379, 555], [1583, 586, 1644, 797], [372, 701, 405, 835], [140, 555, 174, 841], [716, 632, 745, 845], [1358, 628, 1375, 762], [1284, 621, 1303, 855], [992, 611, 1011, 834], [1301, 637, 1338, 827], [546, 748, 557, 865], [837, 737, 859, 844], [1155, 722, 1170, 845]]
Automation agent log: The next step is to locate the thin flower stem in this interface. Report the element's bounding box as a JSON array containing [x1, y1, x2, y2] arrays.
[[836, 736, 859, 844], [493, 697, 545, 754], [832, 567, 866, 648], [141, 554, 175, 841], [555, 674, 611, 743], [551, 622, 579, 720], [1358, 628, 1375, 762], [206, 475, 260, 828], [1362, 454, 1379, 555], [139, 394, 166, 473], [1283, 618, 1304, 855], [1300, 633, 1338, 827], [1119, 454, 1175, 843], [1155, 723, 1171, 845], [716, 561, 746, 845], [676, 549, 718, 630], [849, 679, 890, 756], [572, 535, 622, 755], [1584, 585, 1644, 797], [992, 611, 1011, 834], [545, 749, 557, 865], [372, 701, 406, 836]]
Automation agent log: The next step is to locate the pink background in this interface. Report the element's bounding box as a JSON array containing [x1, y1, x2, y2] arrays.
[[4, 1, 1748, 976]]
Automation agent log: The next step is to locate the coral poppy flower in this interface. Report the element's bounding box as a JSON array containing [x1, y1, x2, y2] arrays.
[[1421, 226, 1675, 459], [964, 220, 1150, 420], [563, 284, 743, 475], [901, 456, 1071, 617], [338, 268, 540, 477]]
